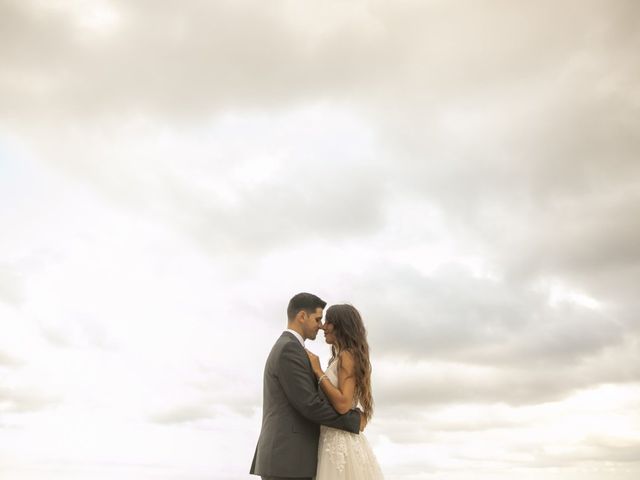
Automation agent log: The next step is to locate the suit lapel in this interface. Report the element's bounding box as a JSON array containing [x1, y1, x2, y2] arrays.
[[281, 331, 317, 384]]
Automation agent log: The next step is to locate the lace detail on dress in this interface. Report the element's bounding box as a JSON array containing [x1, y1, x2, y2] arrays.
[[323, 360, 347, 471], [323, 427, 348, 472], [322, 426, 373, 470]]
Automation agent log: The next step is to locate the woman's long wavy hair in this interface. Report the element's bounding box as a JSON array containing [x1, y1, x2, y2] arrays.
[[325, 304, 374, 421]]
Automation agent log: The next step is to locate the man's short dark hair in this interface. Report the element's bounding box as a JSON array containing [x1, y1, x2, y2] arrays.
[[287, 292, 327, 321]]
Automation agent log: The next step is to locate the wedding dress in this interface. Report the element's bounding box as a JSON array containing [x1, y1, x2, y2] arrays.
[[315, 359, 384, 479]]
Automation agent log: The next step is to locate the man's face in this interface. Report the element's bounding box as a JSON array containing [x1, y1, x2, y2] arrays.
[[301, 307, 324, 340]]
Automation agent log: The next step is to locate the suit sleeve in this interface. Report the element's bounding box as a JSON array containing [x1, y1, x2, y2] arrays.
[[277, 341, 360, 434]]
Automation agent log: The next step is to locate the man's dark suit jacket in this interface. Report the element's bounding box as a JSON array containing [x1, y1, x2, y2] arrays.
[[250, 331, 361, 478]]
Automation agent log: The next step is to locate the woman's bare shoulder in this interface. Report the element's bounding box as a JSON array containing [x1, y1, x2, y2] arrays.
[[338, 350, 355, 372]]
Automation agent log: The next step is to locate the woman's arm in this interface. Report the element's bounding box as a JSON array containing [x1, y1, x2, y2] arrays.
[[277, 342, 361, 433], [307, 350, 356, 415]]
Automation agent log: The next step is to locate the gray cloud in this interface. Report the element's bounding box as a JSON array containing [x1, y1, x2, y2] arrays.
[[502, 193, 640, 317], [188, 365, 261, 417], [1, 0, 370, 121], [162, 160, 385, 256], [39, 327, 75, 349], [2, 107, 388, 258], [374, 355, 640, 409], [556, 437, 640, 464], [337, 264, 640, 409], [510, 435, 640, 469], [149, 403, 214, 425], [3, 0, 637, 122], [39, 314, 119, 351], [3, 0, 638, 270], [0, 350, 22, 368], [362, 5, 640, 322], [355, 265, 625, 366], [0, 264, 23, 305], [0, 385, 58, 413]]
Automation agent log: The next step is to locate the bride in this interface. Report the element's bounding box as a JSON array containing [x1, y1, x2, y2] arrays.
[[306, 304, 384, 479]]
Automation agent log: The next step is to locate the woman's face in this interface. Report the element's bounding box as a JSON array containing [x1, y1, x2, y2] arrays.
[[323, 321, 336, 345]]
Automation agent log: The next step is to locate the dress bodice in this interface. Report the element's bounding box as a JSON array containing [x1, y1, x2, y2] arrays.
[[325, 359, 340, 386]]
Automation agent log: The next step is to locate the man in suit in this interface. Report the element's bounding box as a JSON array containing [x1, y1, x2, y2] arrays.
[[250, 292, 364, 480]]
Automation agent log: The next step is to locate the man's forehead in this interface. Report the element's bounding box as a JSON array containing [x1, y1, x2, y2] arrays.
[[313, 307, 324, 318]]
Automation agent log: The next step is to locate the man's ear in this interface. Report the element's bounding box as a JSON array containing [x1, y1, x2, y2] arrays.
[[296, 310, 307, 323]]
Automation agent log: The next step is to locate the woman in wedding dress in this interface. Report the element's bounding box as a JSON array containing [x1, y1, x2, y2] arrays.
[[306, 304, 384, 480]]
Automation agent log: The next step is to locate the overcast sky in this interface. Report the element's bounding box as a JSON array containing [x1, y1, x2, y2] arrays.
[[1, 0, 640, 479]]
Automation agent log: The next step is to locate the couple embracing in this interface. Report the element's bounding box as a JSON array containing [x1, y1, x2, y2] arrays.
[[250, 292, 384, 480]]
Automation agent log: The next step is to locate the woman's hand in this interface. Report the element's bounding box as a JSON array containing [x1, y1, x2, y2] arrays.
[[306, 349, 323, 379]]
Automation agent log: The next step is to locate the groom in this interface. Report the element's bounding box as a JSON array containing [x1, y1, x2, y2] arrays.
[[250, 292, 364, 480]]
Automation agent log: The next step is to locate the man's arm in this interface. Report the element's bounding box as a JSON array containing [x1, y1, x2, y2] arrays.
[[277, 341, 360, 434]]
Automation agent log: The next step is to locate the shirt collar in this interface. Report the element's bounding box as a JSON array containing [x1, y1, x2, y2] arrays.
[[285, 329, 305, 347]]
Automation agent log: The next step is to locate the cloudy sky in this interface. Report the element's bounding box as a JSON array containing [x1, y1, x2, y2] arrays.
[[1, 0, 640, 479]]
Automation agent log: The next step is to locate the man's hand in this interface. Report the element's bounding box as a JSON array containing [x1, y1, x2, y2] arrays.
[[305, 349, 323, 379]]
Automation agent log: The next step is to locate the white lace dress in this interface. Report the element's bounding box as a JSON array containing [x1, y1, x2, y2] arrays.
[[315, 360, 384, 479]]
